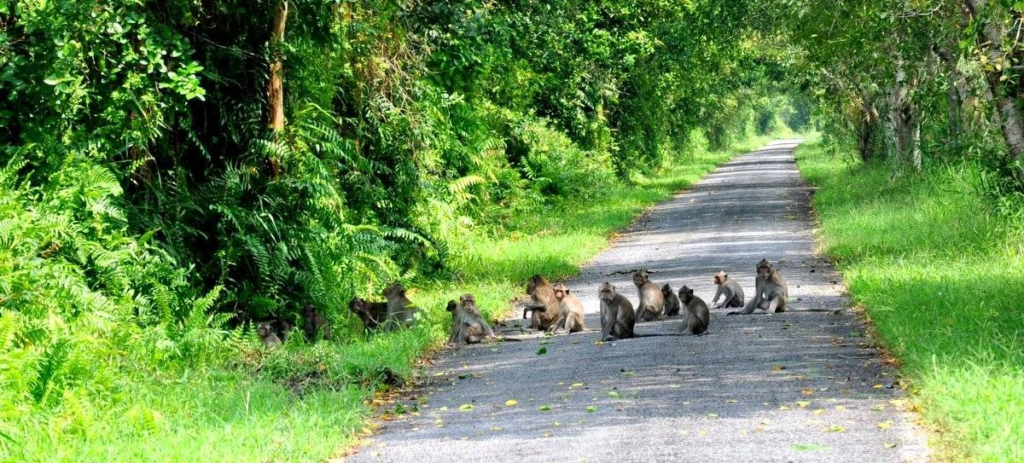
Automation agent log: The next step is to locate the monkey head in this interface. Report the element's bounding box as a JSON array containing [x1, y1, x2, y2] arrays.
[[679, 286, 695, 303], [632, 270, 650, 286], [445, 300, 458, 313], [660, 283, 674, 297], [302, 304, 317, 316], [257, 322, 272, 337], [349, 298, 368, 314], [526, 275, 548, 294], [383, 282, 406, 299], [598, 282, 617, 301], [459, 294, 481, 315], [714, 271, 728, 285], [553, 283, 569, 301], [756, 259, 772, 277]]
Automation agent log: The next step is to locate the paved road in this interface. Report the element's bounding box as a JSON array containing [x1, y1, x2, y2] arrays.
[[344, 140, 930, 463]]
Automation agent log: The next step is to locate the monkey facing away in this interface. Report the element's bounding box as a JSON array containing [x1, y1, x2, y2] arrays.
[[710, 271, 745, 309], [258, 322, 282, 348], [549, 283, 585, 333], [447, 294, 496, 344], [382, 283, 421, 329], [729, 259, 788, 315], [661, 283, 682, 317], [523, 275, 560, 331], [349, 297, 388, 330], [633, 270, 665, 322], [677, 286, 710, 335], [599, 282, 636, 341], [302, 304, 332, 340]]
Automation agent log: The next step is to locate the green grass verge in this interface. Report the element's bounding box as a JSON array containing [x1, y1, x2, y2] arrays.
[[794, 136, 1024, 463], [12, 133, 776, 463]]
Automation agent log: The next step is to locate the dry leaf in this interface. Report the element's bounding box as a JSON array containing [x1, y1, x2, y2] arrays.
[[505, 399, 518, 407]]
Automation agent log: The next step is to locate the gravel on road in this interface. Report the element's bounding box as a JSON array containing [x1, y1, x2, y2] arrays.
[[342, 140, 931, 463]]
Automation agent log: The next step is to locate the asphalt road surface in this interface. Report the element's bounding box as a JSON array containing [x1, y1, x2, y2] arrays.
[[343, 140, 930, 463]]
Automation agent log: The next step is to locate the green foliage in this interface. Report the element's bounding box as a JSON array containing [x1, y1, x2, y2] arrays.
[[797, 138, 1024, 462]]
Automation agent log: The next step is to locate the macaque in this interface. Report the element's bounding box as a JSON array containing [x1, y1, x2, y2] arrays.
[[302, 304, 332, 340], [523, 275, 560, 331], [710, 271, 744, 309], [662, 283, 682, 317], [549, 283, 585, 333], [633, 270, 665, 322], [448, 294, 496, 344], [729, 259, 788, 315], [349, 297, 388, 330], [599, 282, 636, 341], [382, 283, 420, 329], [677, 286, 710, 335], [258, 322, 281, 348]]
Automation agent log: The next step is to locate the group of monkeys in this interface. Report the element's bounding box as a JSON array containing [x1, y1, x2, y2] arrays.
[[257, 258, 789, 347], [447, 257, 789, 345]]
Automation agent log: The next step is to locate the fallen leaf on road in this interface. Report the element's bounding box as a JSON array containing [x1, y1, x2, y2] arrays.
[[459, 404, 474, 411], [828, 425, 845, 433], [792, 443, 829, 451], [725, 399, 738, 404], [813, 409, 825, 415], [771, 364, 786, 372], [884, 442, 897, 449], [539, 405, 552, 411], [873, 383, 884, 389], [802, 388, 815, 396], [779, 405, 791, 410], [608, 391, 620, 398], [877, 420, 893, 430], [669, 384, 681, 388], [594, 341, 605, 345], [707, 413, 718, 418], [571, 382, 585, 388], [536, 347, 548, 355], [796, 401, 811, 408], [505, 399, 518, 407], [586, 406, 598, 413]]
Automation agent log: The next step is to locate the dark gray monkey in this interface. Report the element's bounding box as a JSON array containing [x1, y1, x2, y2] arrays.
[[661, 283, 682, 316], [599, 282, 636, 341]]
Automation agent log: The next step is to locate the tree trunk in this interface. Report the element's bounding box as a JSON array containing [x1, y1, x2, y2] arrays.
[[857, 99, 880, 163], [268, 1, 288, 132], [886, 63, 922, 173], [963, 0, 1024, 182]]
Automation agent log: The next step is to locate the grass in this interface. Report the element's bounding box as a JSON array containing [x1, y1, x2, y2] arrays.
[[794, 136, 1024, 462], [8, 132, 776, 463]]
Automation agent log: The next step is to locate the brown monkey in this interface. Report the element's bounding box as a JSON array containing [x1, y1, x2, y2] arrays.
[[382, 282, 420, 329], [523, 275, 560, 331], [633, 270, 665, 322], [599, 282, 636, 341], [677, 286, 710, 335], [729, 259, 788, 315], [349, 297, 388, 330], [662, 283, 682, 317], [549, 283, 585, 333], [258, 322, 282, 348], [448, 294, 496, 344], [302, 304, 332, 340], [710, 271, 745, 309]]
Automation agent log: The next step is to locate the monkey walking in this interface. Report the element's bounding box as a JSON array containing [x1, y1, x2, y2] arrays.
[[549, 283, 585, 333], [728, 259, 788, 315], [599, 282, 636, 341], [661, 283, 682, 316], [633, 270, 665, 322], [523, 275, 560, 331], [349, 297, 388, 331], [677, 286, 710, 335], [710, 271, 745, 309]]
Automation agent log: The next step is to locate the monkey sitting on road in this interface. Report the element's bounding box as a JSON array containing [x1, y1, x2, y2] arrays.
[[447, 294, 496, 344], [710, 271, 744, 309], [349, 297, 388, 330], [662, 283, 682, 317], [678, 286, 710, 335], [599, 282, 636, 341], [258, 322, 282, 348], [523, 275, 561, 331], [633, 270, 665, 322], [549, 283, 585, 333], [728, 259, 788, 315]]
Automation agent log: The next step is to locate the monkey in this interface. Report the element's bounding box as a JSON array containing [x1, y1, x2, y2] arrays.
[[728, 259, 788, 315], [302, 304, 332, 340], [677, 286, 710, 335], [348, 297, 388, 330], [522, 275, 561, 331], [549, 283, 585, 333], [661, 283, 682, 317], [447, 294, 497, 344], [710, 271, 745, 309], [598, 282, 636, 341], [272, 318, 294, 341], [632, 270, 665, 322], [382, 282, 421, 329], [258, 322, 281, 348]]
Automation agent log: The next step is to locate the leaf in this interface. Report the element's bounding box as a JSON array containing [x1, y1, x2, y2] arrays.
[[877, 420, 893, 430], [586, 406, 598, 413], [828, 425, 845, 433], [607, 391, 620, 398], [792, 443, 829, 451], [505, 399, 518, 407], [796, 401, 811, 408], [571, 382, 584, 388], [536, 347, 548, 355], [884, 442, 897, 449], [707, 413, 718, 418], [539, 405, 551, 411], [458, 404, 474, 411]]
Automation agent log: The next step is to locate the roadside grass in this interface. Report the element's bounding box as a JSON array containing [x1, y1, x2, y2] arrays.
[[14, 133, 775, 463], [795, 137, 1024, 462]]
